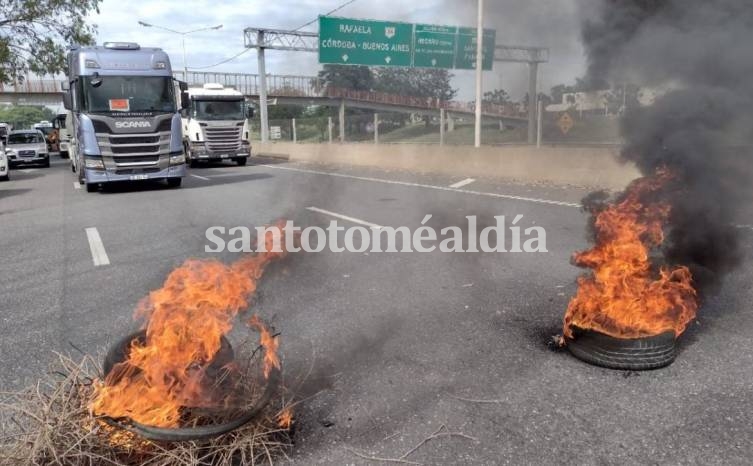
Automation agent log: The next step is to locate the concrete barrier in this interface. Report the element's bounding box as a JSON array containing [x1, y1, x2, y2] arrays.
[[254, 142, 641, 190]]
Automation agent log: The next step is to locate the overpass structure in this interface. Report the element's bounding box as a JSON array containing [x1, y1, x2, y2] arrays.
[[0, 72, 527, 141]]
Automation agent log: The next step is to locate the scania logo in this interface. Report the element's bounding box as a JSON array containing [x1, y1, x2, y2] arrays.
[[114, 121, 152, 129]]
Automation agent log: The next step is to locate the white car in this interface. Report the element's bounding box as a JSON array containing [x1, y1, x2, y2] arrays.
[[0, 142, 8, 181], [5, 130, 50, 168]]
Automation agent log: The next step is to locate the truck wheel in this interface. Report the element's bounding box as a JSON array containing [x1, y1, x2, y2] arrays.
[[86, 183, 98, 193], [167, 178, 182, 188], [236, 157, 247, 166], [0, 174, 9, 182], [60, 151, 69, 159], [43, 159, 50, 168]]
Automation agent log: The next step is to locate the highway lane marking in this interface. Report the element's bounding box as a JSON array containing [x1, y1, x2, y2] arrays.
[[262, 165, 580, 208], [85, 227, 110, 267], [306, 206, 384, 230], [73, 182, 81, 190], [18, 168, 39, 173], [190, 174, 211, 181], [449, 178, 476, 189]]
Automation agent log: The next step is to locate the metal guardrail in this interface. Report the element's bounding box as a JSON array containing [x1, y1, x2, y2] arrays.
[[1, 71, 526, 120]]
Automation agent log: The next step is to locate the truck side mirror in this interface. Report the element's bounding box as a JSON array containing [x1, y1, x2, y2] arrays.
[[61, 81, 70, 91], [62, 93, 72, 110], [180, 93, 190, 111], [178, 81, 188, 92], [245, 107, 255, 119]]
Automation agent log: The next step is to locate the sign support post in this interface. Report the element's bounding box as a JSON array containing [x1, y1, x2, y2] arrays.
[[474, 0, 484, 148]]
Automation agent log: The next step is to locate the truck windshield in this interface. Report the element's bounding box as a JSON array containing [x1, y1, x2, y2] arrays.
[[193, 99, 244, 121], [82, 76, 176, 114]]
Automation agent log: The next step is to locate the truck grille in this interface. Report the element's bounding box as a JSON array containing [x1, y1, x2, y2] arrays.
[[204, 127, 242, 152], [96, 131, 171, 167]]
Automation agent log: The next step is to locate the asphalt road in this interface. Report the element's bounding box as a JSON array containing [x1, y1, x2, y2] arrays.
[[1, 154, 752, 465]]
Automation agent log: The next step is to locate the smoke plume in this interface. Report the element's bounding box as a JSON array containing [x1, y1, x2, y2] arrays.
[[579, 0, 753, 295]]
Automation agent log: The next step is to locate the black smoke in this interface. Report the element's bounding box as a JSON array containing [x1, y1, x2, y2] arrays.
[[579, 0, 753, 295]]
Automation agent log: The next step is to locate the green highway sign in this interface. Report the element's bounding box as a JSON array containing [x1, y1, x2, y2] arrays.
[[413, 24, 457, 69], [319, 16, 413, 67], [318, 17, 497, 71], [455, 27, 496, 71]]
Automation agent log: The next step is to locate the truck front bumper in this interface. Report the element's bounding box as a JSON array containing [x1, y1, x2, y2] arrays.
[[85, 164, 186, 184]]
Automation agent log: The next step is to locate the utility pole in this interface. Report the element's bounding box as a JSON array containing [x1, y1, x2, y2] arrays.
[[474, 0, 484, 148], [257, 30, 269, 144]]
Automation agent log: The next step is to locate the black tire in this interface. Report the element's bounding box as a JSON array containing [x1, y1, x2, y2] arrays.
[[43, 158, 50, 168], [0, 174, 8, 182], [85, 182, 97, 193], [102, 330, 279, 442], [167, 177, 182, 188], [60, 151, 69, 159], [236, 157, 247, 166], [189, 159, 199, 168], [566, 327, 677, 370]]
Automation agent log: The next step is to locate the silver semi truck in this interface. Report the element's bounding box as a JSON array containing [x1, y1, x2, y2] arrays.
[[62, 42, 188, 192]]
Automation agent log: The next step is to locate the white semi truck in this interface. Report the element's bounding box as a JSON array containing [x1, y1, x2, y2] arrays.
[[182, 83, 253, 167]]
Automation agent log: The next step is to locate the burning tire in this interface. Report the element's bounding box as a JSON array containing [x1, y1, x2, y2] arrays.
[[101, 330, 280, 441], [565, 327, 677, 370]]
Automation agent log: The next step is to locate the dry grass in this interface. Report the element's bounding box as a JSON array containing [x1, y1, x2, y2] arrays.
[[0, 353, 294, 466]]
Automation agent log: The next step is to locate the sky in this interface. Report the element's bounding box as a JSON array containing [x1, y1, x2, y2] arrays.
[[90, 0, 587, 101]]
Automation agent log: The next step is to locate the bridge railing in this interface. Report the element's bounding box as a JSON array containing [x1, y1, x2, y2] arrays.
[[174, 71, 324, 97], [0, 78, 64, 94]]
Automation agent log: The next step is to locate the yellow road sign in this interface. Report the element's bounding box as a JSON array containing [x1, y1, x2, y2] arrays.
[[558, 112, 574, 135]]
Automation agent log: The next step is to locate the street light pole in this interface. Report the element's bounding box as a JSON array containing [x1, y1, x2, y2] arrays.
[[137, 21, 223, 81]]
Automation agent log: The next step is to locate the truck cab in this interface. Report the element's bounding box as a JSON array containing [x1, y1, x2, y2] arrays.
[[182, 83, 253, 167], [62, 42, 188, 192]]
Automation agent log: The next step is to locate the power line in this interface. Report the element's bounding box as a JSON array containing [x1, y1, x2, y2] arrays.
[[294, 0, 359, 31], [188, 48, 252, 70], [190, 0, 359, 70]]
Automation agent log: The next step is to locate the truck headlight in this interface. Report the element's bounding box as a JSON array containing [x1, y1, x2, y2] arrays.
[[84, 157, 104, 169], [170, 154, 186, 165]]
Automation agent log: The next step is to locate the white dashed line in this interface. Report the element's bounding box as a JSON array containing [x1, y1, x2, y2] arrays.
[[73, 181, 81, 190], [306, 206, 384, 230], [449, 178, 476, 189], [18, 168, 38, 173], [262, 165, 580, 208], [85, 227, 110, 266], [191, 174, 211, 181]]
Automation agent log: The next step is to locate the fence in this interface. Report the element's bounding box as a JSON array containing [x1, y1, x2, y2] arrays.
[[249, 108, 623, 146]]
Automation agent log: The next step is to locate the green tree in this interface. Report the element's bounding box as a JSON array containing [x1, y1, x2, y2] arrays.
[[0, 105, 55, 128], [318, 65, 374, 91], [0, 0, 101, 84], [374, 68, 457, 101], [484, 89, 511, 105]]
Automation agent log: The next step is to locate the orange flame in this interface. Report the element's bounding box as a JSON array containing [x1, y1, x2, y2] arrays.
[[91, 223, 287, 428], [248, 315, 280, 379], [563, 171, 698, 340], [277, 407, 294, 429]]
